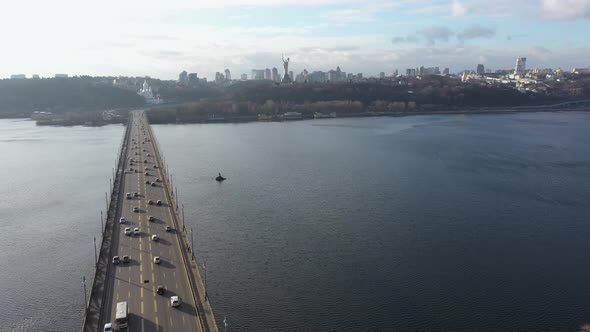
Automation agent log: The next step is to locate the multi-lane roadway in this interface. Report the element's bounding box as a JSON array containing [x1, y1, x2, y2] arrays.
[[103, 111, 202, 331]]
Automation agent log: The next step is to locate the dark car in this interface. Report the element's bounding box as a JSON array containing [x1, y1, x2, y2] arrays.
[[157, 285, 165, 295]]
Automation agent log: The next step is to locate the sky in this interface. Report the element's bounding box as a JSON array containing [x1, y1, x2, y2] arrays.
[[1, 0, 590, 80]]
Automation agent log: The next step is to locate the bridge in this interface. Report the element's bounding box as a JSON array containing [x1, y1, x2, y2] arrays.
[[82, 111, 218, 331]]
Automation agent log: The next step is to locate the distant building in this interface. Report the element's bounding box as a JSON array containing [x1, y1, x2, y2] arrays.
[[476, 64, 485, 75], [573, 67, 590, 74], [379, 72, 385, 79], [138, 80, 161, 104], [215, 72, 225, 83], [271, 67, 279, 82], [515, 57, 526, 77], [10, 74, 26, 79], [32, 74, 40, 79], [251, 69, 265, 80], [264, 68, 271, 80], [224, 69, 231, 81], [188, 73, 198, 84], [289, 71, 294, 81], [406, 68, 416, 77], [240, 73, 248, 81], [54, 74, 68, 78], [178, 70, 188, 84], [443, 68, 450, 75]]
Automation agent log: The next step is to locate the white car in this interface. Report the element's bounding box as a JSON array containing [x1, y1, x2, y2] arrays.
[[124, 227, 131, 236], [153, 256, 161, 264], [134, 227, 140, 235], [170, 296, 180, 307], [104, 323, 113, 332], [119, 217, 125, 224], [151, 234, 159, 241], [165, 226, 171, 232]]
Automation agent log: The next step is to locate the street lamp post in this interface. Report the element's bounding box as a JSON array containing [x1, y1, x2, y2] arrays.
[[93, 236, 98, 267], [191, 227, 194, 260], [82, 276, 88, 314], [175, 187, 179, 210], [182, 204, 185, 232], [100, 211, 104, 232], [203, 260, 208, 301]]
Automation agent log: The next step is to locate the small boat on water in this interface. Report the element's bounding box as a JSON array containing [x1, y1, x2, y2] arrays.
[[216, 173, 226, 182]]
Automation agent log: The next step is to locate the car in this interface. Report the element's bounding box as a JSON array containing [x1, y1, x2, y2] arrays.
[[145, 172, 149, 176], [151, 234, 159, 241], [153, 256, 161, 264], [156, 200, 162, 206], [133, 207, 139, 213], [119, 217, 125, 224], [135, 169, 138, 173], [147, 153, 151, 157], [135, 152, 138, 155], [146, 180, 150, 185], [148, 200, 154, 205], [144, 159, 148, 163], [124, 227, 131, 236], [122, 255, 129, 264], [134, 227, 140, 235], [133, 192, 138, 197], [149, 215, 155, 222], [157, 285, 165, 295], [112, 256, 120, 265], [126, 193, 132, 199], [170, 296, 180, 307], [144, 167, 148, 171], [153, 165, 158, 169], [155, 178, 161, 182], [165, 226, 171, 232], [151, 182, 156, 187], [104, 323, 113, 332]]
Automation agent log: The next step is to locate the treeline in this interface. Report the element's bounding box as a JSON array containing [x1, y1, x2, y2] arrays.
[[0, 78, 145, 118]]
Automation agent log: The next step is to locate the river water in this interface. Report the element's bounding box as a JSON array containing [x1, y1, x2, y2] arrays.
[[1, 112, 590, 331]]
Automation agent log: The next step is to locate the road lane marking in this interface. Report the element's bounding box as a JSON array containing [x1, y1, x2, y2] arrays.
[[141, 301, 144, 314], [116, 293, 119, 301], [141, 286, 144, 298], [142, 318, 145, 332], [128, 291, 131, 298], [183, 315, 186, 324], [117, 280, 120, 286], [155, 317, 159, 329], [169, 316, 173, 327], [154, 299, 158, 313]]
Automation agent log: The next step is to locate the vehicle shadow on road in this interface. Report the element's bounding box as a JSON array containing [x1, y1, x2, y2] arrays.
[[158, 260, 176, 269]]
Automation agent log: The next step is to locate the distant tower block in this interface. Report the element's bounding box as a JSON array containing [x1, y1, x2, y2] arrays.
[[515, 57, 526, 77]]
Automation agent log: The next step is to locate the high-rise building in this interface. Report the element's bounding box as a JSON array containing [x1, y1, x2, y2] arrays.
[[215, 72, 225, 83], [443, 68, 450, 75], [271, 67, 279, 82], [379, 72, 385, 79], [251, 69, 265, 80], [32, 74, 40, 79], [54, 74, 68, 78], [476, 64, 485, 75], [264, 68, 271, 80], [178, 70, 188, 84], [10, 74, 26, 79], [289, 71, 294, 81], [188, 73, 198, 84], [224, 69, 231, 81], [241, 74, 248, 81], [406, 68, 416, 77], [515, 57, 526, 77]]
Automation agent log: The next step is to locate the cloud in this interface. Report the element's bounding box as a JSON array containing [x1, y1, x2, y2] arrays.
[[452, 0, 467, 17], [542, 0, 590, 20], [457, 24, 495, 41], [418, 26, 454, 45], [391, 35, 419, 44]]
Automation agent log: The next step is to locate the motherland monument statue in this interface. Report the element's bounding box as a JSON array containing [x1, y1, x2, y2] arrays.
[[281, 54, 292, 83]]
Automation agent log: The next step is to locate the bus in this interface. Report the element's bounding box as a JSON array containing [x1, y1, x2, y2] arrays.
[[115, 301, 129, 328]]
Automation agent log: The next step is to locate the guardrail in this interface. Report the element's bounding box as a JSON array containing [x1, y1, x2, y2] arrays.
[[144, 112, 219, 332], [82, 114, 133, 332]]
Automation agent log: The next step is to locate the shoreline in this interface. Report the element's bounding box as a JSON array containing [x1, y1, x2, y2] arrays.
[[6, 106, 589, 127]]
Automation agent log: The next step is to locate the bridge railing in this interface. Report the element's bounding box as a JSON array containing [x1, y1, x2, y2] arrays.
[[144, 112, 219, 332], [81, 114, 133, 332]]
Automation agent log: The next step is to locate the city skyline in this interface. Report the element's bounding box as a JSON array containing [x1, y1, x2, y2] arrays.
[[1, 0, 590, 80]]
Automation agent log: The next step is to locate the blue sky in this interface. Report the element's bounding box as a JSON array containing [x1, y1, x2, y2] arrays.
[[1, 0, 589, 79]]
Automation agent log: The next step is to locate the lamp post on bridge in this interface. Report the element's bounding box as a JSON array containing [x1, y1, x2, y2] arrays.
[[224, 317, 228, 332], [182, 204, 185, 232], [82, 276, 88, 314], [191, 227, 194, 260], [93, 236, 97, 267], [100, 211, 104, 233], [203, 260, 208, 301]]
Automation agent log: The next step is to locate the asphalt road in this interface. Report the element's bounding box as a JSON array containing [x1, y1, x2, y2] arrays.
[[103, 111, 202, 332]]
